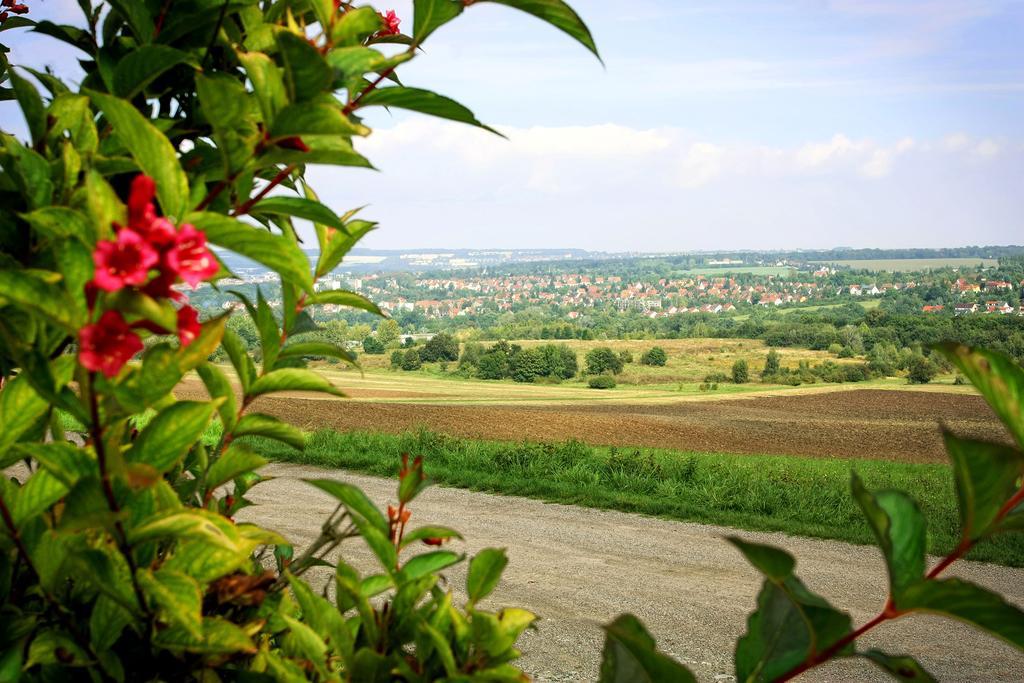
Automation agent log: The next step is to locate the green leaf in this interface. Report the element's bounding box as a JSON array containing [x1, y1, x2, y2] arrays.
[[729, 537, 854, 683], [106, 0, 154, 42], [418, 622, 458, 677], [279, 341, 357, 365], [222, 327, 257, 394], [599, 613, 696, 683], [206, 444, 267, 492], [861, 650, 937, 682], [943, 432, 1024, 540], [938, 344, 1024, 449], [20, 207, 95, 244], [2, 134, 52, 208], [400, 525, 464, 549], [270, 102, 370, 139], [900, 578, 1024, 651], [18, 442, 96, 488], [277, 31, 332, 101], [0, 270, 78, 331], [11, 470, 67, 527], [467, 547, 508, 605], [358, 86, 501, 135], [137, 568, 203, 638], [331, 6, 383, 46], [310, 289, 383, 316], [126, 401, 215, 474], [316, 218, 376, 277], [90, 594, 133, 651], [128, 509, 238, 551], [88, 90, 189, 220], [187, 212, 313, 292], [113, 46, 196, 98], [247, 368, 345, 398], [9, 70, 45, 145], [399, 550, 462, 581], [0, 371, 50, 453], [306, 479, 388, 533], [412, 0, 464, 44], [233, 413, 305, 450], [250, 196, 347, 230], [195, 364, 236, 433], [152, 617, 256, 655], [850, 473, 926, 603], [287, 573, 354, 660], [237, 50, 287, 125], [282, 615, 329, 674], [481, 0, 600, 60]]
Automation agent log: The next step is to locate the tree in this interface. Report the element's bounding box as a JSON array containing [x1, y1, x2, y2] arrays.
[[541, 344, 578, 379], [401, 348, 423, 371], [763, 349, 781, 376], [640, 346, 667, 366], [363, 335, 385, 354], [732, 359, 750, 383], [421, 332, 459, 362], [586, 346, 624, 375], [376, 318, 402, 348], [907, 355, 938, 384], [390, 350, 405, 369], [510, 348, 548, 382]]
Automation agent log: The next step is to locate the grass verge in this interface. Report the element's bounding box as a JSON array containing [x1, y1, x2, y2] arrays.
[[253, 427, 1024, 568]]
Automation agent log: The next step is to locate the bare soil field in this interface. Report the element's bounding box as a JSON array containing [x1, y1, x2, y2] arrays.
[[231, 388, 1001, 463]]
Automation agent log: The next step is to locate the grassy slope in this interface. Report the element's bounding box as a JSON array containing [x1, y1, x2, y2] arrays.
[[253, 428, 1024, 568]]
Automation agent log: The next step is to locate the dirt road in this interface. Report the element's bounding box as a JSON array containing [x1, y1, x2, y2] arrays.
[[243, 463, 1024, 682]]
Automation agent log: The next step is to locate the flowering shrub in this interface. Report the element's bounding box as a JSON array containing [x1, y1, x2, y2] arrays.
[[0, 0, 598, 679], [2, 1, 1023, 682]]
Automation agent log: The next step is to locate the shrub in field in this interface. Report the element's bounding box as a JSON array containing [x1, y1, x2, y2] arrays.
[[588, 375, 617, 389], [420, 332, 459, 363], [586, 347, 624, 375], [0, 0, 599, 678], [640, 346, 667, 366], [907, 354, 938, 384], [362, 335, 385, 355], [400, 348, 422, 371], [732, 359, 750, 384], [390, 349, 404, 370]]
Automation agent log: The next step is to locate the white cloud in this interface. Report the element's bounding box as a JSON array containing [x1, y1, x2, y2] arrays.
[[306, 120, 1020, 251]]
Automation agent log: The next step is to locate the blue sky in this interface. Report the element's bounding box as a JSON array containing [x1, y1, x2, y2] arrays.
[[5, 0, 1023, 251]]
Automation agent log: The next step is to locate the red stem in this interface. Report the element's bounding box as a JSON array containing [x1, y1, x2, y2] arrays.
[[776, 481, 1024, 681], [342, 65, 398, 115], [232, 164, 296, 216]]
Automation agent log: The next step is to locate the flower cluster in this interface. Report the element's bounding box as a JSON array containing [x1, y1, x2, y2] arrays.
[[378, 9, 400, 36], [78, 175, 218, 378], [0, 0, 27, 24]]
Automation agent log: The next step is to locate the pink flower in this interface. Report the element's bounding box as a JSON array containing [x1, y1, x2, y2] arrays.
[[92, 229, 159, 292], [79, 311, 143, 378], [379, 9, 400, 35], [177, 305, 201, 346], [165, 224, 218, 287]]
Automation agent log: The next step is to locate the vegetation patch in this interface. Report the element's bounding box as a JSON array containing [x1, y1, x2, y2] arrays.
[[253, 428, 1024, 568]]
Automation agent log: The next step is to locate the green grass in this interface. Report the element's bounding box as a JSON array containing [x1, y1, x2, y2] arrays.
[[253, 428, 1024, 568]]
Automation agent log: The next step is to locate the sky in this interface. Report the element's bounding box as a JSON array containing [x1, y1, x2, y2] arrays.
[[4, 0, 1024, 251]]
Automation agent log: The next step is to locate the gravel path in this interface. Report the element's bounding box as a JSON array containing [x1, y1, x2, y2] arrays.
[[243, 463, 1024, 682]]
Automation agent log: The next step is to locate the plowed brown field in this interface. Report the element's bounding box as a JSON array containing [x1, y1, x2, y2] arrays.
[[209, 387, 1002, 463]]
